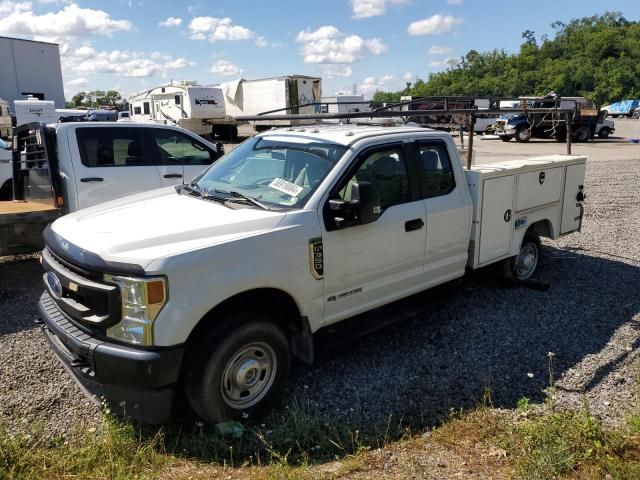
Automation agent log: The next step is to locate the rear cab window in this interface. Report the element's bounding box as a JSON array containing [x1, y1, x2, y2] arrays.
[[76, 127, 148, 167]]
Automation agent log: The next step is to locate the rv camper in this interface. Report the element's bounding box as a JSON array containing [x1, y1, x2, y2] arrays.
[[14, 97, 58, 126], [221, 75, 321, 131], [128, 81, 233, 137]]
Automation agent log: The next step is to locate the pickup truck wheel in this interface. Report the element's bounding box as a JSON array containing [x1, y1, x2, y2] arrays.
[[184, 315, 290, 423], [503, 232, 541, 284], [514, 127, 531, 143]]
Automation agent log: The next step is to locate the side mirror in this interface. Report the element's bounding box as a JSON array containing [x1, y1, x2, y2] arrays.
[[328, 181, 381, 229]]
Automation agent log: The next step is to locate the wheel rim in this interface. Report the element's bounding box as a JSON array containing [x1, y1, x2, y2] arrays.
[[515, 243, 539, 281], [221, 342, 277, 409]]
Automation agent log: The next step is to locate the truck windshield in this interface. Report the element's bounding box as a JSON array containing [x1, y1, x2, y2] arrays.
[[194, 136, 348, 209]]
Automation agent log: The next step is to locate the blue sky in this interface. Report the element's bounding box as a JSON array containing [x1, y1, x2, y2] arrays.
[[0, 0, 638, 100]]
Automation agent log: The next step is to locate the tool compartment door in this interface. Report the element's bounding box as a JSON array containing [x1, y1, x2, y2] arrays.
[[561, 163, 587, 234], [516, 167, 563, 211], [479, 175, 515, 264]]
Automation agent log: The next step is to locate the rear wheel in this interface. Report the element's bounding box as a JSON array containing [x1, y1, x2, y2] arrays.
[[573, 126, 591, 142], [184, 313, 290, 423], [502, 231, 541, 284]]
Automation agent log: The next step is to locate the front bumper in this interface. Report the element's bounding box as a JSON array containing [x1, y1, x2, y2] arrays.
[[38, 291, 184, 424]]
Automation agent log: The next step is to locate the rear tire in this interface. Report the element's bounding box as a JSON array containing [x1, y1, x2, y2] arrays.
[[502, 231, 542, 284], [184, 313, 290, 424], [573, 126, 591, 142]]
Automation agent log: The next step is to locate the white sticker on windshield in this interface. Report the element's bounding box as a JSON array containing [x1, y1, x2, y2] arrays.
[[269, 178, 304, 197]]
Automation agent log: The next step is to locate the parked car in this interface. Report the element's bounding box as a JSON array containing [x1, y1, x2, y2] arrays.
[[0, 121, 224, 255], [36, 123, 587, 424]]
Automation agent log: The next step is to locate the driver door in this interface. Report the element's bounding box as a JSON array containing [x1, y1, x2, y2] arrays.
[[146, 128, 217, 187], [321, 143, 427, 325]]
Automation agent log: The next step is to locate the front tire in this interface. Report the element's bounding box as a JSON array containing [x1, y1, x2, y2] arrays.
[[514, 126, 531, 143], [502, 231, 541, 284], [184, 314, 290, 423], [598, 127, 610, 139]]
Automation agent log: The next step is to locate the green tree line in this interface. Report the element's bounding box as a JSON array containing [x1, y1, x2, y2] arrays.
[[373, 12, 640, 106], [66, 90, 123, 109]]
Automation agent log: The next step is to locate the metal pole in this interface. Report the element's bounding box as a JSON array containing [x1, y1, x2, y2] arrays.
[[466, 113, 475, 169], [565, 112, 572, 155], [459, 123, 464, 150]]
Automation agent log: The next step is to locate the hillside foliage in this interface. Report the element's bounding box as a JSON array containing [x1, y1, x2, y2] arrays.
[[374, 12, 640, 106]]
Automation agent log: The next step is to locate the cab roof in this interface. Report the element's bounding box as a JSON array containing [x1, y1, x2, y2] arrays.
[[256, 124, 438, 146]]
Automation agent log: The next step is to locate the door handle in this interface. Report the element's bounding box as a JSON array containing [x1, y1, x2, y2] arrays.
[[163, 173, 183, 179], [404, 218, 424, 232], [80, 177, 103, 182]]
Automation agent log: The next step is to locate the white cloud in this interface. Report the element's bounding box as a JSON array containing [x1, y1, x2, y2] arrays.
[[446, 0, 462, 4], [296, 25, 386, 66], [323, 64, 353, 78], [209, 59, 243, 77], [350, 0, 408, 19], [428, 57, 459, 70], [63, 46, 192, 78], [188, 16, 255, 42], [255, 36, 268, 48], [66, 77, 88, 86], [359, 75, 395, 96], [0, 2, 132, 38], [408, 14, 463, 36], [403, 71, 414, 81], [428, 45, 453, 55], [159, 16, 182, 27]]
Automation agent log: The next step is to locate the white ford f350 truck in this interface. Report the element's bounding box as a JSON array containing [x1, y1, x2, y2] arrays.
[[1, 122, 222, 255], [38, 124, 586, 424]]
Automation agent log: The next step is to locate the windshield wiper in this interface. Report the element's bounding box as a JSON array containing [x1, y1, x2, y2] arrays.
[[213, 189, 272, 210], [185, 182, 209, 197]]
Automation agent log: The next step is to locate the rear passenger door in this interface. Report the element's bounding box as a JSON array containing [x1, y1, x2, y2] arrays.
[[72, 126, 162, 209], [414, 140, 472, 283], [147, 128, 218, 186]]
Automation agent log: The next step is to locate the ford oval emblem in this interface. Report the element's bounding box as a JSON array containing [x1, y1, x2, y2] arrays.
[[46, 271, 63, 299]]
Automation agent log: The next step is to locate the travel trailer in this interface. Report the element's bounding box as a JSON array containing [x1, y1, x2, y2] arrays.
[[14, 97, 58, 126], [128, 81, 233, 137], [221, 75, 321, 130]]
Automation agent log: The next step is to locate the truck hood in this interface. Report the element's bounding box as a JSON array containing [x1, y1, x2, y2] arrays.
[[50, 187, 287, 269]]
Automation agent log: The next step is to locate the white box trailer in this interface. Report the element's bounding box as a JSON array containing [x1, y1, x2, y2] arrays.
[[128, 82, 233, 136], [221, 75, 321, 130], [14, 98, 58, 126], [321, 95, 368, 113]]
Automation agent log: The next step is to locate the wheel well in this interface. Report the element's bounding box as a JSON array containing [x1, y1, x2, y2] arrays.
[[529, 220, 553, 239], [186, 288, 314, 364]]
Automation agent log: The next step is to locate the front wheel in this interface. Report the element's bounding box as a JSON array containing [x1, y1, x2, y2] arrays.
[[502, 231, 541, 284], [514, 127, 531, 143], [184, 314, 290, 423], [598, 127, 610, 139]]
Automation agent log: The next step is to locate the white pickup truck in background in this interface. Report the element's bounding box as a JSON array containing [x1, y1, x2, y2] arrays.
[[0, 121, 223, 255], [37, 124, 587, 424]]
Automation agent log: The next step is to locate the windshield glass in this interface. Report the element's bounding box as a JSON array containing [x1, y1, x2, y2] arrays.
[[194, 136, 349, 209]]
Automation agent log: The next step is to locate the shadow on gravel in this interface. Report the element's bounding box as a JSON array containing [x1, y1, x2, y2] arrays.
[[0, 255, 43, 336], [156, 245, 639, 464]]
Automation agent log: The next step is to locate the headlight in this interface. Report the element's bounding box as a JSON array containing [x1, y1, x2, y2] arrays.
[[103, 275, 167, 346]]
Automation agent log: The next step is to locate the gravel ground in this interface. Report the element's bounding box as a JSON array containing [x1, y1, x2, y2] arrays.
[[0, 151, 638, 440]]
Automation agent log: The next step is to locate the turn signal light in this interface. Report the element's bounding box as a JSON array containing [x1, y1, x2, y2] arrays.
[[146, 280, 165, 305]]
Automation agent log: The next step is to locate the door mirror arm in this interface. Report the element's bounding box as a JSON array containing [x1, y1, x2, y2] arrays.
[[328, 181, 381, 230]]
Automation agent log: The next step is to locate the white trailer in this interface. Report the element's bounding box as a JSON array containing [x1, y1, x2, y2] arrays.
[[14, 98, 58, 126], [321, 95, 368, 113], [221, 75, 321, 131], [128, 81, 233, 137]]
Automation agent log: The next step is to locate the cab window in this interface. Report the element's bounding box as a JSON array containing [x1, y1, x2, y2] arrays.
[[76, 127, 148, 167], [150, 128, 215, 166], [337, 146, 410, 212], [416, 143, 455, 198]]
